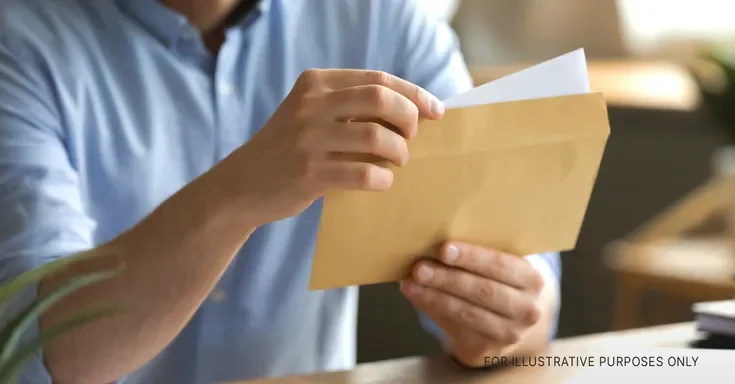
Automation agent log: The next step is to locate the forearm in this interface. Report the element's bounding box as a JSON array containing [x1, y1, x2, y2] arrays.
[[39, 157, 256, 384]]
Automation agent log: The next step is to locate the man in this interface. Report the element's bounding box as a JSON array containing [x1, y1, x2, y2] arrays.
[[0, 0, 561, 383]]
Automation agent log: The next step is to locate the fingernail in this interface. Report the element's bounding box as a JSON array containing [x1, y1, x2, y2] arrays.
[[417, 265, 434, 282], [444, 244, 459, 264], [409, 282, 424, 295], [428, 92, 444, 116]]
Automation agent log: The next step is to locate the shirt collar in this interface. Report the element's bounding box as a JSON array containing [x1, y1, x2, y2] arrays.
[[115, 0, 271, 48]]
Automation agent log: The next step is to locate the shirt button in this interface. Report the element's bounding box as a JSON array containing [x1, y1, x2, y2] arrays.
[[219, 82, 233, 96], [209, 289, 226, 303], [183, 28, 198, 41]]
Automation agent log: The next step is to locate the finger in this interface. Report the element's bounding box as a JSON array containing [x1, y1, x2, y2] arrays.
[[400, 281, 490, 352], [400, 280, 463, 335], [400, 282, 460, 336], [305, 69, 444, 120], [401, 281, 522, 345], [411, 261, 541, 325], [439, 243, 546, 292], [314, 161, 394, 191], [327, 85, 420, 139], [306, 122, 409, 167]]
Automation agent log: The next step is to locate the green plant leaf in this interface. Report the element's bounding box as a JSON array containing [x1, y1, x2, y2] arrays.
[[0, 249, 104, 314], [689, 47, 735, 143], [706, 51, 735, 90], [0, 266, 122, 365], [0, 305, 116, 384]]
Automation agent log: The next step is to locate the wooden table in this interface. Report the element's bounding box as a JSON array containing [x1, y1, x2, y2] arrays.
[[228, 322, 700, 384], [470, 60, 700, 112], [607, 238, 735, 330]]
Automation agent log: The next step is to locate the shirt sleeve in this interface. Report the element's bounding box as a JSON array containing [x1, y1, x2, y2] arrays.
[[382, 0, 474, 99], [380, 0, 563, 345], [0, 34, 96, 383]]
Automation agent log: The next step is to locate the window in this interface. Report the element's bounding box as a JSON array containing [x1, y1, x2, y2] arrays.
[[617, 0, 735, 54], [421, 0, 460, 22]]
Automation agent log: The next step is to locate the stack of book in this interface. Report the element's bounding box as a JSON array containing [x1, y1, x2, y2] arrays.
[[691, 300, 735, 349]]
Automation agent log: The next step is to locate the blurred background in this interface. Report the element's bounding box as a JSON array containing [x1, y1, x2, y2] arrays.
[[357, 0, 735, 363]]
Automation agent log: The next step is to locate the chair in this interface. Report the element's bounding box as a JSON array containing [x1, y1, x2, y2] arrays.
[[606, 176, 735, 330]]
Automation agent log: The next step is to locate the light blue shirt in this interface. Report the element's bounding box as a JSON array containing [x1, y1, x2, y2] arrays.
[[0, 0, 562, 383]]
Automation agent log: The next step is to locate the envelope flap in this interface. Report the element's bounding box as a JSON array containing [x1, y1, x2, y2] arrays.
[[409, 92, 609, 160]]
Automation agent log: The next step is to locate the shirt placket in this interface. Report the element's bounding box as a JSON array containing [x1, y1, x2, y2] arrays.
[[212, 30, 244, 163], [197, 27, 246, 382], [169, 23, 243, 381]]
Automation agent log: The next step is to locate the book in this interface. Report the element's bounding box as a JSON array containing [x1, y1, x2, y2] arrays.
[[693, 300, 735, 338]]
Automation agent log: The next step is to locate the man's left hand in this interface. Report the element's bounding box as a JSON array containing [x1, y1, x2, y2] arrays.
[[400, 242, 551, 367]]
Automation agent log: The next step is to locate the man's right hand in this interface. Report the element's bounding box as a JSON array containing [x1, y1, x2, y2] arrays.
[[230, 69, 445, 226]]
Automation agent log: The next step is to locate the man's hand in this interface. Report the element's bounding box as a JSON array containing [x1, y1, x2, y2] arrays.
[[229, 69, 445, 226], [400, 242, 555, 367]]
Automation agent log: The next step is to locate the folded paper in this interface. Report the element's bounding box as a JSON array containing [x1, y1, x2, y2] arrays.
[[309, 49, 610, 290]]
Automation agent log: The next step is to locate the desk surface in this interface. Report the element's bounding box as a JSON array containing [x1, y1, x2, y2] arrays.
[[470, 60, 700, 112], [229, 322, 699, 384]]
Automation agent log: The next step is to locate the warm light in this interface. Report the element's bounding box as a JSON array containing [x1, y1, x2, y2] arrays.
[[421, 0, 460, 22], [617, 0, 735, 53]]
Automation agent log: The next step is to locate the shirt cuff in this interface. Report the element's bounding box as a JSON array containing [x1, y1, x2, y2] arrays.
[[527, 252, 562, 340]]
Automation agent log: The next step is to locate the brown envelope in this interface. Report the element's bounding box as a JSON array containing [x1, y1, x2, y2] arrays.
[[309, 92, 610, 290]]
